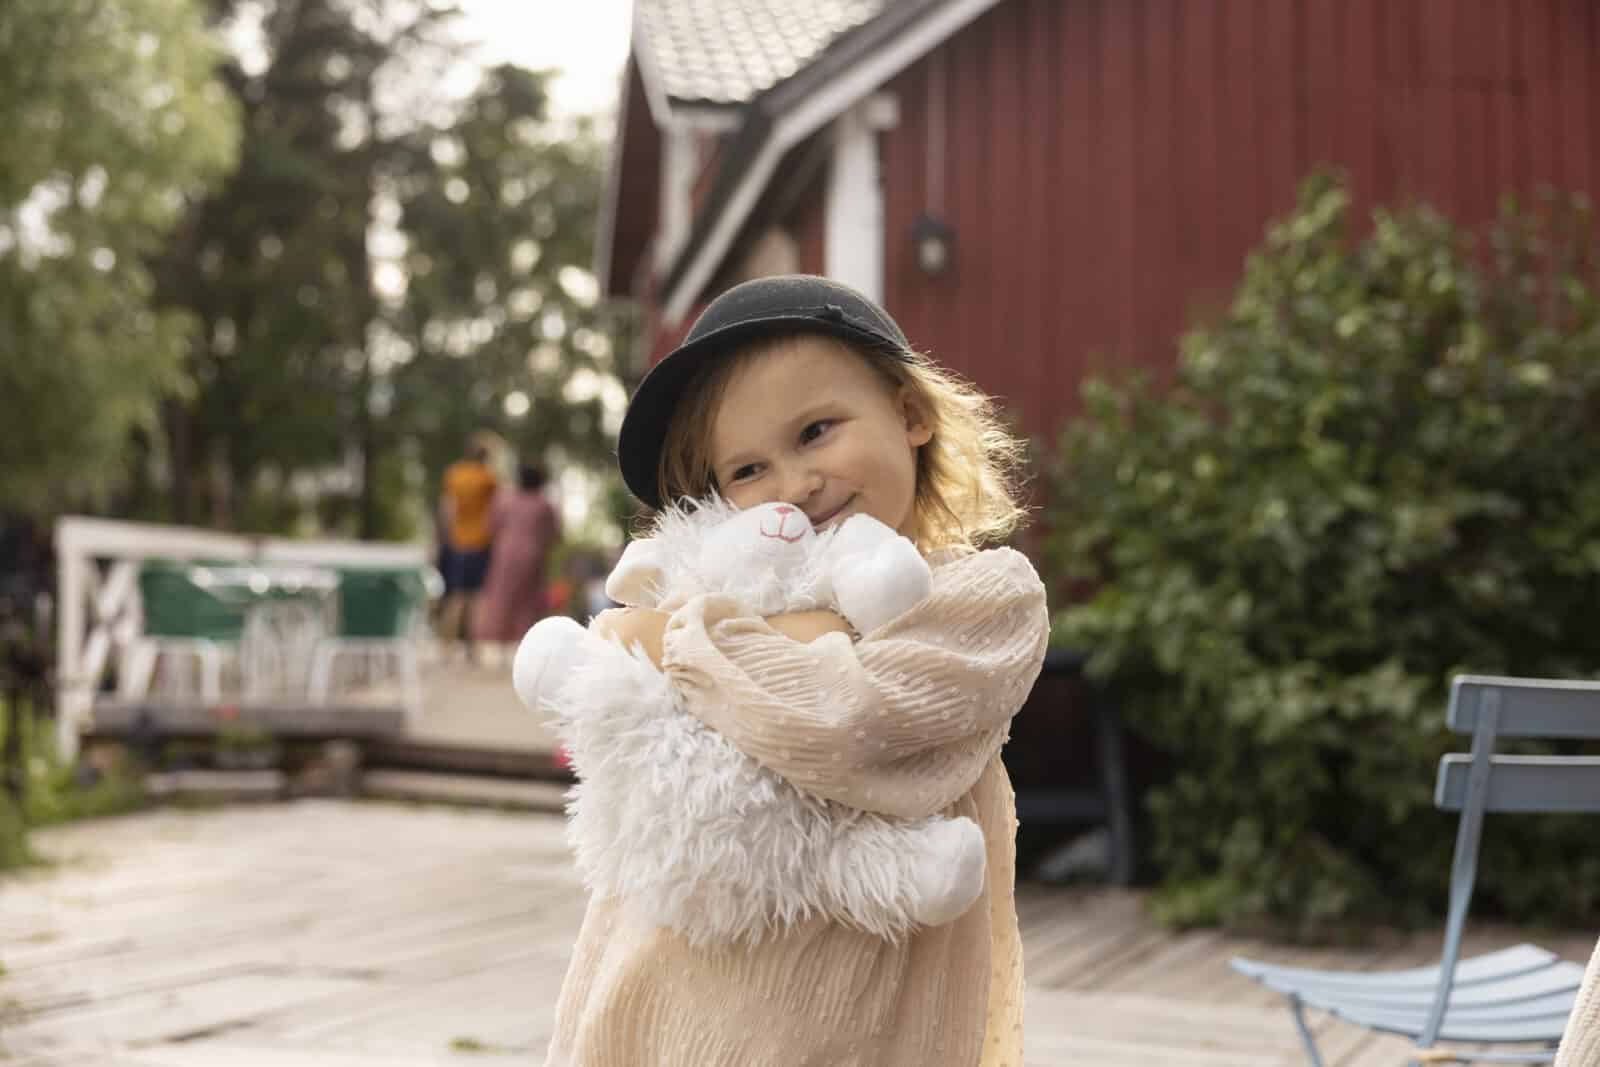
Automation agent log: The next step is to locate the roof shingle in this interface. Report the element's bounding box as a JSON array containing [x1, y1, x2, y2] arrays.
[[636, 0, 893, 107]]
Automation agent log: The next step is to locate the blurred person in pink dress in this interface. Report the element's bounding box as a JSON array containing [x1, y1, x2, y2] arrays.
[[473, 463, 562, 645]]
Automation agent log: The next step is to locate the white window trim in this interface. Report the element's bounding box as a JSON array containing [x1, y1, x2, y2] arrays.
[[825, 96, 899, 302], [654, 124, 699, 273]]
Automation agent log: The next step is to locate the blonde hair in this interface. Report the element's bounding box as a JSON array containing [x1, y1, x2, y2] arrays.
[[654, 334, 1030, 550]]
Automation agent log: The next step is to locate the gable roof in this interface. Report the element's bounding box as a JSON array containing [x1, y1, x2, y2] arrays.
[[636, 0, 893, 108], [599, 0, 1004, 316], [650, 0, 1005, 322]]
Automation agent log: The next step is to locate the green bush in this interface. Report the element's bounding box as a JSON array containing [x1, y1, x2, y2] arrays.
[[0, 790, 28, 870], [0, 696, 34, 870], [0, 696, 146, 873], [1046, 174, 1600, 940]]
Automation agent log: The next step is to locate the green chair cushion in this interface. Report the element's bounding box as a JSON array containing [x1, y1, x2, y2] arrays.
[[138, 561, 250, 641], [334, 567, 430, 639]]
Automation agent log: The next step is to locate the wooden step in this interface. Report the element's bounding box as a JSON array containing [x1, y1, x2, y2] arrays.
[[143, 769, 288, 801], [359, 770, 569, 812], [362, 737, 569, 781]]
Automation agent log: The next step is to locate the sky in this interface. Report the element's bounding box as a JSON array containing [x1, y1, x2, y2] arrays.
[[452, 0, 635, 118]]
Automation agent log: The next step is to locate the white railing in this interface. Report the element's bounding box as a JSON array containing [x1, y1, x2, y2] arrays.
[[53, 516, 430, 761]]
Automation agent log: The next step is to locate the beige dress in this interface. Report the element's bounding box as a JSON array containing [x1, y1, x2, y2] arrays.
[[1555, 936, 1600, 1066], [542, 546, 1050, 1067]]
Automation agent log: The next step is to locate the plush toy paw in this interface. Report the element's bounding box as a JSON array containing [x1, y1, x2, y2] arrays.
[[906, 816, 988, 928], [824, 516, 932, 635], [605, 537, 667, 607], [512, 615, 589, 715]]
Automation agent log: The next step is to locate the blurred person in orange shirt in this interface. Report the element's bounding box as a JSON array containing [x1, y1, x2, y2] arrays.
[[437, 435, 499, 660]]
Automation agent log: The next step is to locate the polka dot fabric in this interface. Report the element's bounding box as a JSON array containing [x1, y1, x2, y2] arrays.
[[543, 547, 1048, 1066]]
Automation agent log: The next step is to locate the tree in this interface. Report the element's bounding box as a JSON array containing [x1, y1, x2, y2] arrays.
[[0, 0, 238, 517], [152, 5, 622, 540], [151, 0, 458, 532], [384, 63, 623, 527]]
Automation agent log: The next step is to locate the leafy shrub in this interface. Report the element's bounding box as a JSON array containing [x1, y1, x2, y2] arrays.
[[0, 697, 146, 873], [1046, 174, 1600, 940], [0, 791, 28, 870]]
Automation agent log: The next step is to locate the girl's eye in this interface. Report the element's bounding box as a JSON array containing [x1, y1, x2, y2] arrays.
[[800, 419, 834, 444], [729, 463, 759, 483]]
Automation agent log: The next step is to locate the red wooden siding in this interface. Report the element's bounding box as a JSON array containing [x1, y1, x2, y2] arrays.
[[690, 130, 729, 219], [787, 171, 828, 275], [603, 61, 663, 298], [878, 0, 1600, 443]]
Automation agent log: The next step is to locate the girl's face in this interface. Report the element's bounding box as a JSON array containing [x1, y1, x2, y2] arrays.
[[707, 336, 932, 536]]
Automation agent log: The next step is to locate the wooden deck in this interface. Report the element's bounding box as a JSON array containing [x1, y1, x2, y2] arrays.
[[382, 653, 555, 756], [1, 802, 1591, 1066]]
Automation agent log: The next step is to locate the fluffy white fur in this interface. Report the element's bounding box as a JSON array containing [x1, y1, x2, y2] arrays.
[[513, 498, 987, 947]]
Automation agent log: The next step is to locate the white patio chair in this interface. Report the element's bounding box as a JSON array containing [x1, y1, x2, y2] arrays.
[[120, 562, 252, 705], [308, 566, 441, 724]]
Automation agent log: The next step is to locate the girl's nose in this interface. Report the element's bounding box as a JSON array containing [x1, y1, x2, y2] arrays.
[[778, 466, 822, 506]]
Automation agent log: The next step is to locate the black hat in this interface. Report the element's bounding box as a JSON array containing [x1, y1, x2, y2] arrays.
[[617, 274, 914, 509]]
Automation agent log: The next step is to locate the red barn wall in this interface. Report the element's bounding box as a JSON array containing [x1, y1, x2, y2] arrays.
[[605, 61, 664, 299], [878, 0, 1600, 443], [787, 170, 828, 275]]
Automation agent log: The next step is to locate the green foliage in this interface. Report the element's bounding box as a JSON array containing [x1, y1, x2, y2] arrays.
[[0, 0, 239, 517], [23, 751, 146, 831], [1047, 174, 1600, 939], [149, 0, 454, 533], [1, 1, 624, 541], [450, 1036, 507, 1053], [0, 791, 28, 871], [386, 63, 626, 505], [142, 5, 623, 541], [0, 697, 147, 873]]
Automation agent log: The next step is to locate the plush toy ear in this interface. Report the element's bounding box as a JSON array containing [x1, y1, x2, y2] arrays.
[[605, 538, 666, 607]]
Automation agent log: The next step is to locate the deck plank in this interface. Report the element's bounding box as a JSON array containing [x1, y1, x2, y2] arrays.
[[1, 801, 1587, 1066]]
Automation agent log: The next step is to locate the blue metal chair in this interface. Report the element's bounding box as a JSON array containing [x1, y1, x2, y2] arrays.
[[1231, 675, 1600, 1065]]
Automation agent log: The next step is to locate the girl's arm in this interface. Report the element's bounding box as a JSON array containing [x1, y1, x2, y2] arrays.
[[657, 547, 1049, 820], [594, 608, 850, 662]]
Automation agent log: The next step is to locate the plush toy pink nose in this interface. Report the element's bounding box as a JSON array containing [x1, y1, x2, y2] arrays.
[[759, 503, 807, 543]]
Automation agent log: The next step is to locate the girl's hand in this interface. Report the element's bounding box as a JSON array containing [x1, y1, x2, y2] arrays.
[[593, 608, 669, 665], [765, 610, 854, 644], [594, 607, 852, 668]]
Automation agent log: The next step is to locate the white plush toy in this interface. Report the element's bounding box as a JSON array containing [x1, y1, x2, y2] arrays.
[[513, 498, 988, 946]]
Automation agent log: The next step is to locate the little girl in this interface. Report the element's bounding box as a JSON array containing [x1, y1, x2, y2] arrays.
[[544, 274, 1049, 1067]]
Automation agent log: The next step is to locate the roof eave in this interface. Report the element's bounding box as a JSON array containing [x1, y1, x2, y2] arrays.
[[593, 57, 634, 296], [657, 0, 1007, 325]]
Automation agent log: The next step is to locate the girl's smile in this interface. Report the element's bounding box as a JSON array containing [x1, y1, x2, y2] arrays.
[[808, 493, 856, 530]]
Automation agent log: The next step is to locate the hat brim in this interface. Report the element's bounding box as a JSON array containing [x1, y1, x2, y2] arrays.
[[618, 314, 908, 510]]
